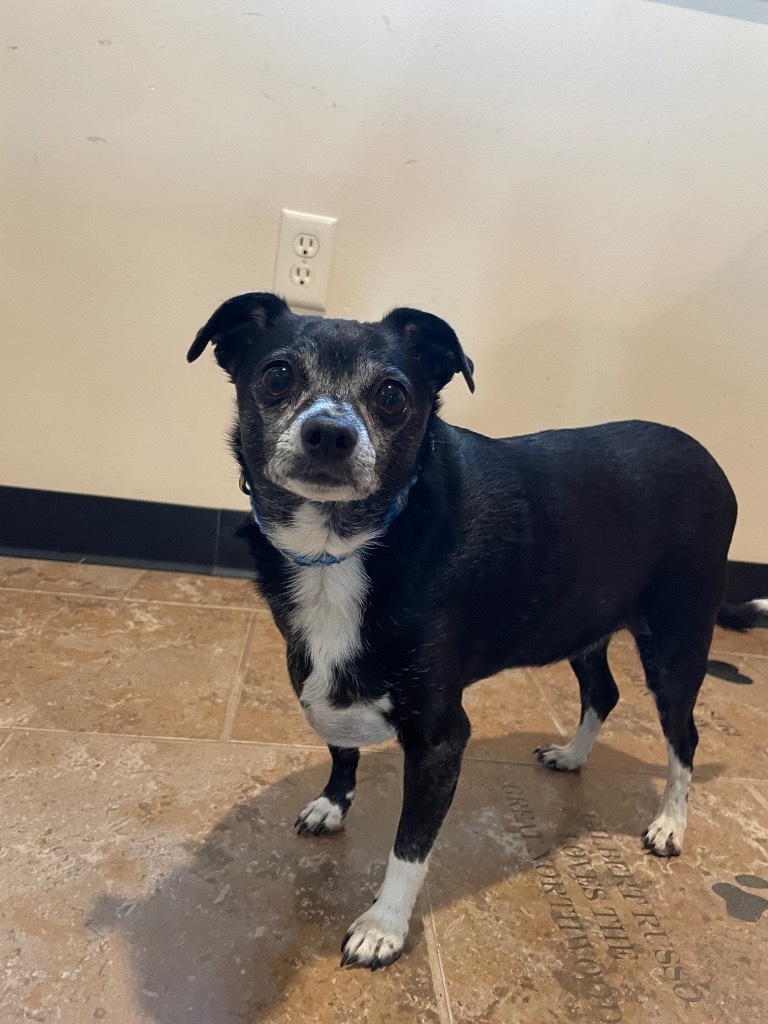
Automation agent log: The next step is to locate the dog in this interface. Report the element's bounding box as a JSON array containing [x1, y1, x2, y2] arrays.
[[188, 292, 768, 970]]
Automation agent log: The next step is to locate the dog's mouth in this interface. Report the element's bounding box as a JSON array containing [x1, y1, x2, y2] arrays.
[[300, 466, 350, 488], [272, 463, 373, 503], [282, 474, 367, 502]]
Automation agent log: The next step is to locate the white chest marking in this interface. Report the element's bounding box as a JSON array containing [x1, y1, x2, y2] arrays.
[[303, 696, 395, 748], [278, 503, 396, 748]]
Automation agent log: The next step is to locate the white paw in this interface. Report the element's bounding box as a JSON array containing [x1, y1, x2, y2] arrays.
[[294, 796, 345, 836], [340, 905, 407, 970], [643, 815, 684, 857], [535, 743, 584, 772]]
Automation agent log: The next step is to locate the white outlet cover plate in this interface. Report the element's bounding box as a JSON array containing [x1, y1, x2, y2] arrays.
[[274, 209, 337, 312]]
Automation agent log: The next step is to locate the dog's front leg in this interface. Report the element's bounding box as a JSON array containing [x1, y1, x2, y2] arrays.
[[295, 746, 359, 836], [340, 707, 470, 970]]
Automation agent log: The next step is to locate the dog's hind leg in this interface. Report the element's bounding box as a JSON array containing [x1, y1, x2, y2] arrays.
[[536, 644, 619, 772], [295, 746, 359, 836], [635, 627, 709, 858], [634, 567, 721, 857]]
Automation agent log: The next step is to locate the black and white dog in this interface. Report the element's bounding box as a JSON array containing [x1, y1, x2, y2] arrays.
[[188, 292, 767, 970]]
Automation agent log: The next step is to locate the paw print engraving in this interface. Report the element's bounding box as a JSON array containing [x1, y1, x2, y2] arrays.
[[712, 875, 768, 923]]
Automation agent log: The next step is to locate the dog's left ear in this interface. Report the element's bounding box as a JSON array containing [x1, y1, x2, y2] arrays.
[[187, 292, 290, 374], [382, 308, 475, 393]]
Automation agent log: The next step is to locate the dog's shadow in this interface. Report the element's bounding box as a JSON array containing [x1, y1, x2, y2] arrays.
[[88, 735, 724, 1023]]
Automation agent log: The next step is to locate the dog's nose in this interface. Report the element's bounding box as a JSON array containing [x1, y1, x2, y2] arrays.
[[300, 416, 359, 462]]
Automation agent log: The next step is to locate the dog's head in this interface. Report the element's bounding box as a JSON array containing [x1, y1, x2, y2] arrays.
[[188, 293, 474, 503]]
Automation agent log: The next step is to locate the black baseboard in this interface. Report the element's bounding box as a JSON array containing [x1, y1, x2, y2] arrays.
[[726, 560, 768, 604], [0, 485, 253, 577], [0, 484, 767, 595]]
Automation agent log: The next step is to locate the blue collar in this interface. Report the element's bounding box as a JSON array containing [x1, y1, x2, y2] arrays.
[[248, 476, 418, 568]]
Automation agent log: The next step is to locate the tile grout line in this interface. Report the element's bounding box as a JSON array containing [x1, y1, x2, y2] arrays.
[[711, 651, 768, 662], [461, 752, 664, 774], [128, 596, 264, 613], [529, 670, 568, 738], [221, 612, 260, 741], [116, 569, 147, 599], [8, 724, 330, 750], [8, 723, 768, 783], [423, 878, 454, 1024], [0, 588, 119, 604], [741, 780, 768, 816], [0, 585, 264, 614], [461, 753, 669, 779], [2, 581, 767, 661], [228, 736, 326, 751], [3, 580, 766, 648]]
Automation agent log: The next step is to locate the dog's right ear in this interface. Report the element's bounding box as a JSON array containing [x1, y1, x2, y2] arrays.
[[187, 293, 290, 374], [382, 307, 475, 394]]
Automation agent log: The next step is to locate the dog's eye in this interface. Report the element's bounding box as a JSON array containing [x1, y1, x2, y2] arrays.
[[261, 362, 293, 397], [376, 380, 407, 417]]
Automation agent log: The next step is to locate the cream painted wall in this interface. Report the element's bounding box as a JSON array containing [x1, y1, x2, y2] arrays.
[[2, 0, 767, 560]]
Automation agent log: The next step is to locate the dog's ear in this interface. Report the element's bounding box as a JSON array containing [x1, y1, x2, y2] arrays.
[[382, 308, 475, 393], [187, 292, 290, 373]]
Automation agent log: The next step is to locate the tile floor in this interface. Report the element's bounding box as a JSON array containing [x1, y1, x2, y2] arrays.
[[1, 555, 767, 1023]]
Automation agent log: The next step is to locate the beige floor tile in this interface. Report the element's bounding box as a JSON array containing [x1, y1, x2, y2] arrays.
[[230, 614, 325, 747], [124, 568, 266, 609], [743, 779, 768, 813], [0, 591, 251, 738], [525, 646, 670, 776], [0, 733, 439, 1024], [696, 654, 768, 780], [740, 655, 768, 690], [429, 761, 768, 1024], [526, 639, 768, 781], [464, 667, 564, 763], [0, 555, 142, 597], [4, 558, 768, 1022], [0, 587, 64, 635], [710, 624, 768, 658]]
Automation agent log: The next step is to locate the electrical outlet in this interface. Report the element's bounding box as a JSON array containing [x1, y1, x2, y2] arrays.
[[291, 264, 313, 287], [275, 209, 337, 311], [294, 234, 319, 258]]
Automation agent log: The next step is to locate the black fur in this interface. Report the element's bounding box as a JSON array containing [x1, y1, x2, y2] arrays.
[[190, 293, 764, 967]]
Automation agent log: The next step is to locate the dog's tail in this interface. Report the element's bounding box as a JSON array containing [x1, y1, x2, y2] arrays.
[[717, 599, 768, 633]]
